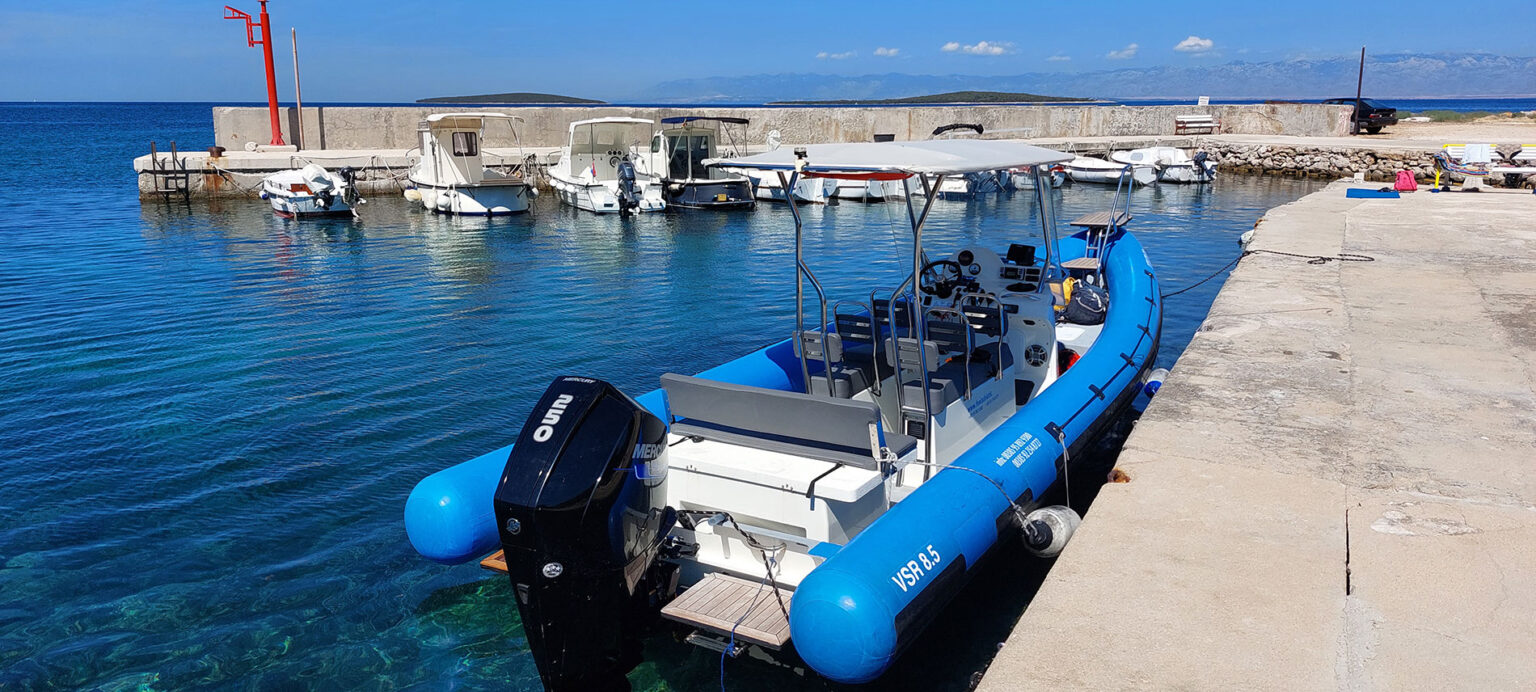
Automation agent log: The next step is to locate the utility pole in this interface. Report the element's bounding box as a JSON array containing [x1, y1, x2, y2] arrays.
[[1353, 46, 1366, 136], [292, 27, 304, 150], [224, 1, 285, 146]]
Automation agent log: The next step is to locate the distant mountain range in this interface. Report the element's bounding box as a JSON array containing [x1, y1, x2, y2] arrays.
[[635, 53, 1536, 103], [418, 92, 603, 104]]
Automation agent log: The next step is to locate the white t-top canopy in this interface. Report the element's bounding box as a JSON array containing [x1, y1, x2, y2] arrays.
[[568, 117, 655, 132], [425, 112, 523, 122], [706, 139, 1072, 176]]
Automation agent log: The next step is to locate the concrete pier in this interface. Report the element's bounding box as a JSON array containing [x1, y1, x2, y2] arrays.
[[978, 182, 1536, 690]]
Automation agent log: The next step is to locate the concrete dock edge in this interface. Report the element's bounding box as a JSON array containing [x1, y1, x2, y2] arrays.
[[978, 182, 1536, 691]]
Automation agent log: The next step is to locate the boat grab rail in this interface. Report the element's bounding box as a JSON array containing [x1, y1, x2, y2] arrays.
[[782, 170, 836, 396], [924, 307, 976, 400], [832, 300, 882, 396]]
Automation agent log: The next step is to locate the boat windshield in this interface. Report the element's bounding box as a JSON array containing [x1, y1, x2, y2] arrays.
[[667, 133, 715, 180], [570, 122, 650, 181]]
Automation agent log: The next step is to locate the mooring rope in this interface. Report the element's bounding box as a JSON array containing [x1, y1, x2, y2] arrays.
[[1160, 249, 1376, 299]]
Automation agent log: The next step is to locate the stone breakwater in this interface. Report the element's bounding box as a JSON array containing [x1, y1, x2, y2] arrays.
[[1199, 140, 1533, 187]]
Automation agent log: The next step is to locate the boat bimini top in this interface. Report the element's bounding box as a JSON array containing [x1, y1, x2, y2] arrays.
[[709, 139, 1076, 433]]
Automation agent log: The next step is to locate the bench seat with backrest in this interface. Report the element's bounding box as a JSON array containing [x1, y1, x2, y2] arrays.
[[660, 374, 917, 470], [884, 303, 1013, 412], [1174, 115, 1219, 135]]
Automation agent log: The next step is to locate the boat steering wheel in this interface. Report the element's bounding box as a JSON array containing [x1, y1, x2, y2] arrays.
[[920, 259, 965, 299]]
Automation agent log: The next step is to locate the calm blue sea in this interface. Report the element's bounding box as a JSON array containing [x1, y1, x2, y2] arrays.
[[0, 103, 1325, 690]]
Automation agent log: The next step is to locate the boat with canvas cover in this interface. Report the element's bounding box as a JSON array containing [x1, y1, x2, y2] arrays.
[[1111, 146, 1216, 184], [407, 113, 536, 216], [635, 116, 755, 210], [547, 117, 667, 215], [1065, 155, 1157, 186], [403, 139, 1163, 690], [260, 163, 361, 217]]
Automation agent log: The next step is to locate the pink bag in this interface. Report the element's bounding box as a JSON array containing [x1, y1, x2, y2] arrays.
[[1394, 170, 1418, 192]]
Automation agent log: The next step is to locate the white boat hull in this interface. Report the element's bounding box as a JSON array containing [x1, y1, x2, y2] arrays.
[[1156, 162, 1218, 184], [1065, 158, 1157, 186], [548, 174, 666, 214], [265, 192, 354, 217], [412, 181, 533, 216], [746, 171, 837, 204], [831, 178, 907, 202]]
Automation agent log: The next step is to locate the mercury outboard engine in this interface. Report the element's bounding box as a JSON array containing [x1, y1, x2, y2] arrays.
[[337, 166, 361, 207], [493, 376, 675, 691], [615, 157, 640, 216], [1193, 150, 1213, 181]]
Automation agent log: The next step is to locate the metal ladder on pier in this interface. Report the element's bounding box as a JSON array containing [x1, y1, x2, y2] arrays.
[[147, 141, 191, 203], [1061, 166, 1135, 281]]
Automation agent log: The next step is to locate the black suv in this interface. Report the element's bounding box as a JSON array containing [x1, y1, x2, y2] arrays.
[[1323, 98, 1399, 134]]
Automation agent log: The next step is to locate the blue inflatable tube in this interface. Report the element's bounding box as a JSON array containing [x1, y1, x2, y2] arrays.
[[405, 339, 804, 564], [789, 231, 1162, 683]]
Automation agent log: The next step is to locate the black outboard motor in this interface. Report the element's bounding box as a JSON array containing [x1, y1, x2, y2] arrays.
[[615, 157, 640, 216], [494, 376, 674, 692], [337, 166, 361, 207]]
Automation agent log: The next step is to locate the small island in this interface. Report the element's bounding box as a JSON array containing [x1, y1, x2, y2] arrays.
[[770, 90, 1095, 105], [417, 92, 605, 105]]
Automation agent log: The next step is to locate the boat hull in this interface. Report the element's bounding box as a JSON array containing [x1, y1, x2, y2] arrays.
[[663, 179, 755, 210], [548, 174, 667, 214], [832, 178, 907, 202], [1066, 164, 1157, 186], [748, 174, 837, 204], [1158, 163, 1218, 184], [413, 182, 533, 216], [266, 193, 353, 218]]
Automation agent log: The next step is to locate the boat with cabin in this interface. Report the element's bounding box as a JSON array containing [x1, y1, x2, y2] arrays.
[[261, 163, 361, 218], [635, 116, 755, 210], [403, 140, 1162, 691], [547, 117, 667, 214], [926, 123, 1007, 199], [406, 113, 536, 216], [1111, 147, 1216, 184]]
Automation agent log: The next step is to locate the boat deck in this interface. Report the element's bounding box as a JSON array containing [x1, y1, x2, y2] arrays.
[[660, 573, 793, 649]]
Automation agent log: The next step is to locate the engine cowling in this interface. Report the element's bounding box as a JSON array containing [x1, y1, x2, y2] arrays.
[[493, 376, 672, 691]]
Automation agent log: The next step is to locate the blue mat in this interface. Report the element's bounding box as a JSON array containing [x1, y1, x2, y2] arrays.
[[1346, 188, 1401, 199]]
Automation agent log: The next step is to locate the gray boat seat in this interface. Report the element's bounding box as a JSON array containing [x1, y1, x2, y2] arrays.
[[897, 344, 1014, 411], [660, 374, 917, 470], [795, 328, 874, 398]]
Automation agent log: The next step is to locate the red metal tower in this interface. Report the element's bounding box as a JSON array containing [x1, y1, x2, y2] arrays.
[[224, 1, 286, 146]]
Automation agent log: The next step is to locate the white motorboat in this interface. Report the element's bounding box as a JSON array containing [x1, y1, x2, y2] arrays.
[[547, 117, 666, 215], [743, 168, 839, 203], [925, 123, 1007, 199], [635, 117, 755, 210], [1065, 156, 1156, 186], [260, 164, 361, 218], [407, 113, 536, 216], [1111, 147, 1217, 184]]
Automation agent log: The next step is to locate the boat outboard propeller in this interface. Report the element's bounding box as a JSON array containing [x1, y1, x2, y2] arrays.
[[493, 376, 676, 692], [615, 157, 640, 216]]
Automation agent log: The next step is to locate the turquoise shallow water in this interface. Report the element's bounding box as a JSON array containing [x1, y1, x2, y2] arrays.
[[0, 103, 1324, 690]]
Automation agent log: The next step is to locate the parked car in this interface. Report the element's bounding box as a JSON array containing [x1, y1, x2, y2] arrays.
[[1323, 98, 1399, 134]]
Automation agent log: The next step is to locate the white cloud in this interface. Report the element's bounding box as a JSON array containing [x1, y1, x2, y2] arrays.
[[874, 47, 899, 57], [1106, 43, 1139, 60], [1174, 35, 1214, 53], [1046, 54, 1071, 62], [943, 40, 1013, 56], [816, 51, 855, 60]]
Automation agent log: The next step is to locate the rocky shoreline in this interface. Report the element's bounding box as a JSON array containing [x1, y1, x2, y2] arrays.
[[1199, 140, 1532, 187]]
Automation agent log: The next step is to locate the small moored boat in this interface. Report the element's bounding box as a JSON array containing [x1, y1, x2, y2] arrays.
[[261, 164, 361, 218], [547, 117, 667, 215], [1065, 155, 1156, 186], [407, 113, 536, 216], [404, 139, 1163, 690], [636, 116, 755, 210], [1111, 146, 1216, 184]]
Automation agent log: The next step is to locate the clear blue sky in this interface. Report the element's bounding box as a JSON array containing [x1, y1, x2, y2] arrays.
[[1, 1, 1532, 101]]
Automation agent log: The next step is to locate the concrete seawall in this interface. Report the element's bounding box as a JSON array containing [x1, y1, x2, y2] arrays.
[[212, 103, 1352, 151], [978, 182, 1536, 690]]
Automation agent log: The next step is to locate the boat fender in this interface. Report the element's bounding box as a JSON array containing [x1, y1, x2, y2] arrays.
[[1021, 505, 1081, 558], [1143, 367, 1170, 397], [403, 188, 422, 202]]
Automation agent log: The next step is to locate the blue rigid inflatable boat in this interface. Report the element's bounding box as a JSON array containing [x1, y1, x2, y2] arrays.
[[404, 141, 1161, 690]]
